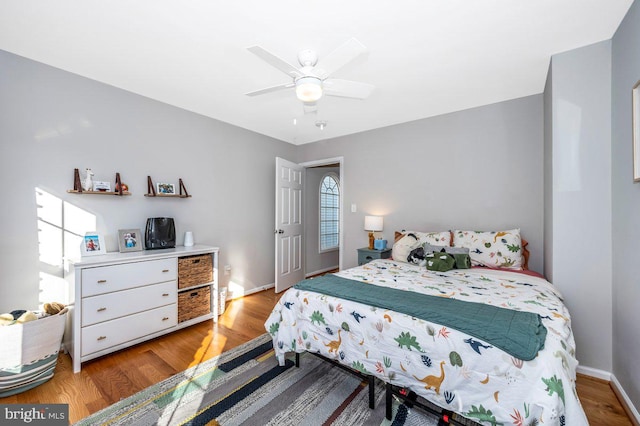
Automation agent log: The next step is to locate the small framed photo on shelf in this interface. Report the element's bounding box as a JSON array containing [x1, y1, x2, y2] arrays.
[[81, 232, 106, 256], [117, 228, 143, 252], [156, 182, 175, 194]]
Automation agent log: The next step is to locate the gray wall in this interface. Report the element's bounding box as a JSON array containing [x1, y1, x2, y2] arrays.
[[612, 0, 640, 408], [299, 95, 544, 273], [304, 166, 340, 276], [0, 50, 296, 311], [544, 41, 613, 371]]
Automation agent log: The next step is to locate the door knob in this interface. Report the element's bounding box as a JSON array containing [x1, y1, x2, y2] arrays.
[[274, 229, 284, 234]]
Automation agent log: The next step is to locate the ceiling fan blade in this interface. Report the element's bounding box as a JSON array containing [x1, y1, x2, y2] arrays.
[[245, 82, 294, 97], [247, 46, 303, 79], [322, 79, 374, 99], [314, 38, 367, 79]]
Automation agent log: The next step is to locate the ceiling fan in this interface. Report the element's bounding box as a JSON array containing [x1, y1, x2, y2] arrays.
[[245, 38, 375, 112]]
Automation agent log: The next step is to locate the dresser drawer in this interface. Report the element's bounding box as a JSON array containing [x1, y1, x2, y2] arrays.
[[82, 281, 177, 326], [82, 258, 177, 297], [81, 304, 176, 356]]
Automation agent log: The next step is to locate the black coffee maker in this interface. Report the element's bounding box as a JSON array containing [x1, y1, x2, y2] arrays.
[[144, 217, 176, 249]]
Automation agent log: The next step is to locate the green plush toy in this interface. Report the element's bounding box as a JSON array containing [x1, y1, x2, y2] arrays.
[[425, 251, 456, 272]]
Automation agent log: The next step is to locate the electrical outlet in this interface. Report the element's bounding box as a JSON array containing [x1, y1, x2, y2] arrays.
[[224, 265, 231, 275]]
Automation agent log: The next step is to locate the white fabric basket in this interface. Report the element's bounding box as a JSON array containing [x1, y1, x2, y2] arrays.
[[0, 309, 67, 396]]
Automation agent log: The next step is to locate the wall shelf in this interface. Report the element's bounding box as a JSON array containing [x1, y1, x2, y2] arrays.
[[145, 176, 191, 198], [144, 193, 190, 198], [67, 190, 131, 196], [68, 169, 130, 196]]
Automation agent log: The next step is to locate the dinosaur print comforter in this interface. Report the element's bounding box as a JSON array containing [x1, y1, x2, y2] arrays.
[[265, 259, 588, 425]]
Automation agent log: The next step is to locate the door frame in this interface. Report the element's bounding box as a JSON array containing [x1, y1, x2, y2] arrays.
[[299, 156, 344, 272]]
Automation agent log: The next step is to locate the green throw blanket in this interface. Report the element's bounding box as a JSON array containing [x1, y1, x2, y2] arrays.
[[294, 274, 546, 361]]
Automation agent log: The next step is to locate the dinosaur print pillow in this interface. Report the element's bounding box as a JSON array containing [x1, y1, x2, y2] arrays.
[[392, 231, 451, 263], [452, 229, 523, 270]]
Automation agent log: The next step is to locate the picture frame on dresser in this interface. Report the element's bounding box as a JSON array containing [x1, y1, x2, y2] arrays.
[[81, 232, 106, 256], [117, 228, 143, 253]]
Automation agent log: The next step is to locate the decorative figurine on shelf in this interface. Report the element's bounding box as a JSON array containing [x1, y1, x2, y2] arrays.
[[82, 168, 94, 192], [115, 182, 128, 192]]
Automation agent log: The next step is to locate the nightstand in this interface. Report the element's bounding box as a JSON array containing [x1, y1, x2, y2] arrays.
[[357, 247, 392, 265]]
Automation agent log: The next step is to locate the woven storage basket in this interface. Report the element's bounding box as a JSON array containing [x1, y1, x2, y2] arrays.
[[0, 309, 67, 397], [178, 254, 213, 289], [178, 287, 211, 323]]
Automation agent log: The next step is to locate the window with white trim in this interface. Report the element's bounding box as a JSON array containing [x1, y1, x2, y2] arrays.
[[319, 174, 340, 252]]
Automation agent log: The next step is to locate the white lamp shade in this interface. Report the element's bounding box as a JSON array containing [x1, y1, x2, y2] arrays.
[[295, 76, 323, 102], [364, 216, 383, 232]]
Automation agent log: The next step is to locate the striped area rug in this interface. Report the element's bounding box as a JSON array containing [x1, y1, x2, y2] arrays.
[[74, 334, 439, 426]]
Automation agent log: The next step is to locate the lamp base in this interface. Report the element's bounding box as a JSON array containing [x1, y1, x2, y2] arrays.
[[368, 232, 375, 250]]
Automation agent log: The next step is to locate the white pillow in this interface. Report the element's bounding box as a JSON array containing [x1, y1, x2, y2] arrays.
[[452, 229, 523, 270], [392, 231, 451, 263]]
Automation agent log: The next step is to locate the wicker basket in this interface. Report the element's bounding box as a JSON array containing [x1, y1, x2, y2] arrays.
[[178, 287, 211, 323], [0, 309, 67, 397], [178, 254, 213, 289]]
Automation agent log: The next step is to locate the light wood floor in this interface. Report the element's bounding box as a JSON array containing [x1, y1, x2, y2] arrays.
[[1, 289, 633, 425]]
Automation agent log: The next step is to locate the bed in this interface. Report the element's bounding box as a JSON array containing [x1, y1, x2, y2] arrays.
[[265, 229, 588, 425]]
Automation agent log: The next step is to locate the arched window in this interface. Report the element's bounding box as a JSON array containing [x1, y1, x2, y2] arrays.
[[319, 173, 340, 251]]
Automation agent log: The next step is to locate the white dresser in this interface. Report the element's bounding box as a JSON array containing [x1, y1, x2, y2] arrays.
[[64, 245, 219, 373]]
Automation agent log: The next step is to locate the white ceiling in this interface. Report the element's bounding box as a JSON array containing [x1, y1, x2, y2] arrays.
[[0, 1, 633, 145]]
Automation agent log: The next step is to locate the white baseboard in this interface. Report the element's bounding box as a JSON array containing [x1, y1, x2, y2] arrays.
[[226, 283, 274, 301], [305, 266, 339, 278], [576, 366, 640, 424], [576, 365, 611, 381], [224, 266, 338, 300], [611, 373, 640, 425]]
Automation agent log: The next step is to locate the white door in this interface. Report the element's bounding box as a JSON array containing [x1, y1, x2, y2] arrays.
[[275, 157, 304, 292]]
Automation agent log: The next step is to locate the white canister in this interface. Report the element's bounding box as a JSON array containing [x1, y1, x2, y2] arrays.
[[219, 287, 227, 315], [184, 231, 194, 247]]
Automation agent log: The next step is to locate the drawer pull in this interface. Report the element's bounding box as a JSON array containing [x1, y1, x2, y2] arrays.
[[193, 259, 201, 264], [162, 317, 170, 321], [97, 307, 107, 312], [162, 293, 170, 296], [97, 279, 107, 283], [190, 291, 198, 297], [97, 336, 107, 341], [162, 269, 170, 273]]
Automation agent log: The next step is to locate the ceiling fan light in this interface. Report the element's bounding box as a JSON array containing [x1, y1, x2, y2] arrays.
[[295, 76, 323, 102]]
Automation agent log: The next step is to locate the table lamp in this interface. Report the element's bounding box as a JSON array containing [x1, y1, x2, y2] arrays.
[[364, 216, 383, 250]]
